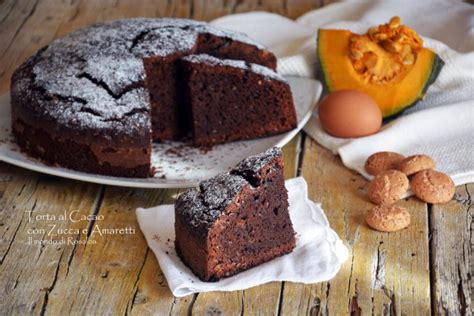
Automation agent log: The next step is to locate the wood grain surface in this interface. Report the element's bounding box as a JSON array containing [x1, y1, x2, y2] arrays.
[[0, 0, 472, 315]]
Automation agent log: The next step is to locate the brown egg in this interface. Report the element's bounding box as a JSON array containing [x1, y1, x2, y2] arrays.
[[318, 90, 382, 138]]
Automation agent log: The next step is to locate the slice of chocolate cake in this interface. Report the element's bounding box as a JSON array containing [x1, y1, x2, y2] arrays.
[[180, 54, 297, 146], [175, 147, 296, 281]]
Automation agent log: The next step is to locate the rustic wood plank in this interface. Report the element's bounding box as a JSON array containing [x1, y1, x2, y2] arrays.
[[280, 138, 432, 315], [188, 0, 322, 21], [0, 0, 17, 23], [129, 247, 195, 316], [0, 0, 82, 93], [127, 187, 194, 316], [42, 186, 179, 315], [0, 163, 38, 264], [0, 166, 103, 314], [286, 0, 320, 19], [0, 0, 39, 60], [430, 184, 473, 315]]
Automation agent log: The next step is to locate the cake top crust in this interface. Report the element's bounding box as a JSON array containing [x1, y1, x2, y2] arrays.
[[11, 18, 266, 140], [199, 173, 249, 210], [232, 146, 282, 175], [182, 53, 286, 82], [175, 147, 283, 237], [175, 173, 248, 237]]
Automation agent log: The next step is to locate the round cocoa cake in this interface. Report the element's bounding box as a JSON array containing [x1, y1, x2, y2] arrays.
[[10, 18, 291, 178]]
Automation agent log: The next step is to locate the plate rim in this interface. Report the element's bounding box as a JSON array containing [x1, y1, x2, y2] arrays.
[[0, 77, 322, 188]]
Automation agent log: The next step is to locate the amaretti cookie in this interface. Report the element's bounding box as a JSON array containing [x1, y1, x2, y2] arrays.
[[366, 205, 411, 232], [365, 151, 405, 176], [398, 154, 435, 176], [367, 170, 409, 205], [411, 169, 455, 204], [174, 147, 296, 281]]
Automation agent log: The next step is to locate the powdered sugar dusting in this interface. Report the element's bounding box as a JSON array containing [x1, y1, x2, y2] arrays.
[[131, 27, 198, 57], [16, 18, 268, 136], [200, 173, 248, 209], [182, 54, 286, 82], [175, 147, 282, 236], [56, 88, 151, 137], [175, 173, 248, 236], [83, 56, 145, 96], [233, 147, 282, 175]]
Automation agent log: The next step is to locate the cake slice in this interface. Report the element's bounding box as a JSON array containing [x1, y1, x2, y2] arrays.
[[141, 27, 277, 142], [174, 147, 296, 281], [180, 54, 297, 146]]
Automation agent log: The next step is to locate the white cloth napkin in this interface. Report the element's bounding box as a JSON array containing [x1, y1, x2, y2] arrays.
[[136, 177, 348, 297], [211, 0, 474, 184]]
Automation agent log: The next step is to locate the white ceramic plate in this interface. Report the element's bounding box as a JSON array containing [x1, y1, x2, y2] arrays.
[[0, 77, 322, 188]]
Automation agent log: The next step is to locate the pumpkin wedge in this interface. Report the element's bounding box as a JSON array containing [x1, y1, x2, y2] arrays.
[[317, 17, 444, 118]]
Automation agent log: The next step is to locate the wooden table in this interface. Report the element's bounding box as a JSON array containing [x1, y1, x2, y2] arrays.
[[0, 1, 472, 314]]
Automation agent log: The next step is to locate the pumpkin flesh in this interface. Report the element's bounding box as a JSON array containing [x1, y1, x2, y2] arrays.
[[317, 24, 443, 118]]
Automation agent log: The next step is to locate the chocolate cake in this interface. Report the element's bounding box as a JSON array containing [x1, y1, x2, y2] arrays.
[[180, 54, 297, 146], [11, 18, 295, 177], [175, 147, 296, 281]]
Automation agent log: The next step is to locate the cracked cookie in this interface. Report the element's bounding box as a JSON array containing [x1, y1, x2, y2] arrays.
[[411, 169, 455, 204], [366, 205, 411, 232], [368, 169, 409, 205], [397, 154, 435, 176], [365, 151, 405, 176]]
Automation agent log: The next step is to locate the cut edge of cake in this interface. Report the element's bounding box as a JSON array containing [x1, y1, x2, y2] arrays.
[[180, 54, 297, 147]]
